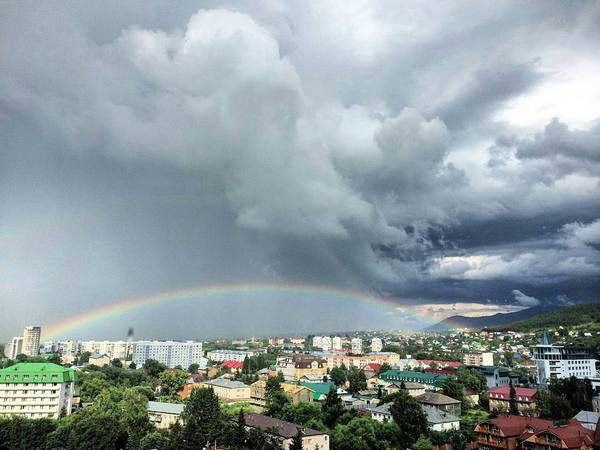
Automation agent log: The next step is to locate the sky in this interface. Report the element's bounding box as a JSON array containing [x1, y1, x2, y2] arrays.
[[1, 1, 600, 340]]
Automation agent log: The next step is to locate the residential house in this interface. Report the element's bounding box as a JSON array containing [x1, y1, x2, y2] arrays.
[[415, 392, 462, 417], [362, 363, 381, 379], [219, 360, 244, 372], [378, 370, 448, 390], [299, 382, 347, 402], [473, 415, 553, 450], [488, 386, 537, 415], [521, 420, 595, 449], [244, 414, 330, 450], [276, 356, 327, 382], [425, 407, 460, 432], [147, 401, 184, 430], [203, 378, 251, 402], [385, 381, 426, 397], [250, 380, 313, 408], [371, 403, 393, 422]]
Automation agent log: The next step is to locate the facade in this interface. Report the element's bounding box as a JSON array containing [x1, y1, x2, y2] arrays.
[[312, 336, 323, 348], [473, 415, 553, 450], [0, 363, 77, 419], [473, 366, 518, 388], [79, 340, 133, 360], [425, 407, 460, 432], [206, 349, 248, 363], [351, 338, 363, 355], [147, 401, 184, 429], [276, 355, 327, 382], [321, 336, 332, 352], [250, 380, 313, 408], [203, 378, 251, 402], [133, 341, 204, 368], [593, 396, 600, 413], [488, 386, 537, 415], [379, 370, 448, 390], [332, 336, 342, 351], [371, 338, 383, 353], [463, 351, 494, 366], [520, 420, 595, 449], [22, 326, 41, 357], [245, 414, 329, 450], [6, 337, 23, 359], [415, 392, 462, 417], [319, 352, 400, 370], [531, 333, 597, 384]]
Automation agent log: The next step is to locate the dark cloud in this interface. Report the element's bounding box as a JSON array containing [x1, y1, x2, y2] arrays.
[[1, 1, 600, 339]]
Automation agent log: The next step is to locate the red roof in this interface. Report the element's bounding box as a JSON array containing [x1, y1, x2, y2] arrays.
[[484, 415, 552, 437], [364, 363, 381, 371], [220, 360, 244, 370], [488, 386, 537, 403], [417, 359, 463, 368], [529, 420, 594, 448]]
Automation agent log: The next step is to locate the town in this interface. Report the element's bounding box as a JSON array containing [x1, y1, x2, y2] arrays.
[[2, 306, 600, 450]]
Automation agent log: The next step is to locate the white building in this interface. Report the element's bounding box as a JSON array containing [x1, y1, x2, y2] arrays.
[[80, 340, 133, 360], [22, 326, 41, 357], [351, 338, 363, 355], [0, 362, 76, 419], [206, 349, 248, 363], [321, 336, 332, 352], [133, 341, 204, 369], [312, 336, 323, 349], [6, 337, 23, 359], [371, 338, 383, 353], [332, 336, 342, 351], [463, 351, 494, 366], [531, 332, 598, 384]]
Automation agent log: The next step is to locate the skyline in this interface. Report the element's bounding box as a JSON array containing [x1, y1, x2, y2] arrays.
[[2, 1, 600, 339]]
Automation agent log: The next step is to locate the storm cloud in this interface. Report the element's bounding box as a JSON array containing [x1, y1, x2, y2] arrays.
[[1, 1, 599, 339]]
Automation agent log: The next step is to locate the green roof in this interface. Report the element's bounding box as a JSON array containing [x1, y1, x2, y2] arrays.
[[300, 382, 336, 401], [0, 363, 77, 384], [379, 370, 448, 387]]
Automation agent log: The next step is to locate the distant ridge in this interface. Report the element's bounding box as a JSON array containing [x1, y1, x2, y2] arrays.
[[425, 304, 561, 332]]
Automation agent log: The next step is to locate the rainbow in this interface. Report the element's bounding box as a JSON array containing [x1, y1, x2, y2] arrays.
[[43, 282, 430, 339]]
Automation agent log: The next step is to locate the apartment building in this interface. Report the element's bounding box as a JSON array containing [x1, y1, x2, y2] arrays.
[[276, 355, 328, 382], [6, 337, 23, 360], [319, 352, 400, 369], [351, 338, 363, 355], [79, 340, 133, 360], [463, 351, 494, 366], [206, 349, 248, 363], [0, 363, 77, 419], [132, 341, 204, 368], [202, 378, 251, 402], [22, 326, 41, 357], [531, 333, 598, 384], [371, 338, 383, 353], [332, 336, 342, 351], [488, 386, 537, 415]]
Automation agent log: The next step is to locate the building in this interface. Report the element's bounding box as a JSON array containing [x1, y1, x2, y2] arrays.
[[219, 360, 244, 372], [371, 402, 393, 422], [332, 336, 342, 351], [473, 415, 553, 450], [531, 332, 598, 384], [299, 382, 346, 402], [572, 411, 600, 431], [250, 380, 313, 408], [6, 337, 23, 359], [463, 351, 494, 366], [88, 354, 111, 367], [593, 396, 600, 413], [371, 338, 383, 353], [379, 370, 448, 390], [22, 326, 41, 357], [206, 349, 248, 363], [415, 392, 462, 417], [312, 336, 323, 349], [520, 420, 595, 449], [290, 337, 306, 346], [319, 352, 400, 370], [244, 414, 330, 450], [203, 378, 251, 402], [472, 366, 518, 388], [384, 381, 426, 397], [351, 338, 363, 355], [425, 407, 460, 432], [79, 340, 133, 360], [269, 337, 285, 346], [321, 336, 332, 352], [0, 363, 77, 419], [362, 363, 381, 379], [147, 401, 184, 429], [417, 360, 463, 370], [276, 355, 327, 382], [133, 341, 204, 368], [488, 386, 537, 415]]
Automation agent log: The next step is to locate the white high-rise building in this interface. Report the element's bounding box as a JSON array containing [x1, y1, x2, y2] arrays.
[[206, 349, 249, 363], [6, 337, 23, 359], [321, 336, 332, 352], [22, 326, 41, 357], [332, 336, 342, 351], [532, 332, 598, 384], [312, 336, 323, 349], [371, 338, 383, 353], [133, 341, 204, 369], [351, 338, 363, 355], [79, 341, 133, 360]]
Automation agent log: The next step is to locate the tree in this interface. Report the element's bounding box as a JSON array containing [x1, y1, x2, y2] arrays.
[[176, 387, 223, 450], [378, 363, 392, 374], [330, 365, 347, 387], [140, 430, 171, 450], [266, 376, 290, 417], [347, 366, 367, 394], [128, 361, 137, 370], [457, 368, 487, 393], [0, 416, 57, 450], [79, 372, 112, 402], [281, 402, 323, 428], [188, 363, 199, 373], [143, 358, 167, 377], [322, 386, 345, 429], [390, 390, 428, 449], [441, 377, 465, 405], [509, 381, 519, 415], [290, 427, 303, 450], [79, 351, 92, 364], [158, 369, 188, 398], [110, 358, 123, 368], [536, 388, 573, 420], [413, 435, 433, 450]]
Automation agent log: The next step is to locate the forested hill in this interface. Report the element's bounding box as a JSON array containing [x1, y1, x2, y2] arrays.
[[492, 302, 600, 332]]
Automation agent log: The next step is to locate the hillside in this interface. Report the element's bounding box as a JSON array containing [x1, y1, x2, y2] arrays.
[[425, 304, 561, 332], [491, 301, 600, 332]]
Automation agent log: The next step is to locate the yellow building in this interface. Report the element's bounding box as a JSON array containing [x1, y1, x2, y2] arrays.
[[250, 380, 314, 408], [276, 356, 327, 382], [202, 378, 251, 402]]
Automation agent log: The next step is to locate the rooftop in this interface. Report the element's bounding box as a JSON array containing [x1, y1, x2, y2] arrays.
[[426, 407, 459, 424], [245, 414, 325, 438], [0, 363, 77, 384], [205, 378, 249, 389], [147, 401, 184, 415], [416, 392, 461, 405]]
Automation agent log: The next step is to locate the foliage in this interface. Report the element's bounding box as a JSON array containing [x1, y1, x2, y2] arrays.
[[322, 386, 345, 429], [536, 388, 573, 420], [265, 376, 291, 417], [143, 358, 168, 377], [158, 369, 188, 399], [390, 390, 428, 450], [441, 377, 465, 405], [330, 416, 399, 450], [347, 366, 367, 394], [413, 435, 433, 450], [188, 363, 199, 373], [329, 365, 347, 386], [0, 416, 56, 450], [457, 368, 487, 393], [549, 376, 594, 411], [176, 387, 222, 450], [289, 427, 303, 450], [494, 301, 600, 332], [509, 381, 519, 415], [140, 430, 172, 450]]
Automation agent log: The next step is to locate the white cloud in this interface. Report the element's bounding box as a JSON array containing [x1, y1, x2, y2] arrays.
[[511, 289, 540, 307]]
